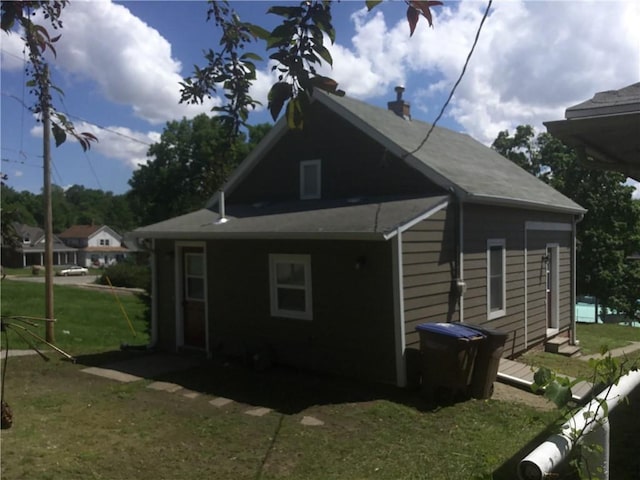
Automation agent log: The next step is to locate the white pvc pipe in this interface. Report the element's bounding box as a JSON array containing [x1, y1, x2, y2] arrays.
[[518, 369, 640, 480]]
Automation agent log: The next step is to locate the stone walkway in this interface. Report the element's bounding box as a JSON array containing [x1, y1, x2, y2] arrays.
[[78, 357, 325, 426]]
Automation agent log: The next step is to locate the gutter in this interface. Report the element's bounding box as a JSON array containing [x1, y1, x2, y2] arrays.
[[518, 369, 640, 480]]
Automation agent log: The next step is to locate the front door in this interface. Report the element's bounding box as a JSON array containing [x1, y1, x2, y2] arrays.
[[545, 244, 559, 333], [182, 248, 206, 349]]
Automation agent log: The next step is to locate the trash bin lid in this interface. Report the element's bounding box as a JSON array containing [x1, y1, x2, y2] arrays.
[[415, 322, 485, 339]]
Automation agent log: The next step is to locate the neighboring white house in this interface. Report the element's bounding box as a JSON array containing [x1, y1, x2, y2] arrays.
[[58, 225, 128, 267]]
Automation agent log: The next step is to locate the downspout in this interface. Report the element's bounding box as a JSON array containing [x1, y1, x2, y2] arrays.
[[392, 229, 407, 387], [571, 214, 584, 346], [518, 369, 640, 480], [453, 190, 465, 322]]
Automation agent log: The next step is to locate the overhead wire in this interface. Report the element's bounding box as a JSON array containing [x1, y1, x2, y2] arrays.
[[406, 0, 493, 157]]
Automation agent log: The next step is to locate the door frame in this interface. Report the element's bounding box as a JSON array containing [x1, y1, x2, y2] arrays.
[[545, 243, 560, 335], [175, 241, 208, 352]]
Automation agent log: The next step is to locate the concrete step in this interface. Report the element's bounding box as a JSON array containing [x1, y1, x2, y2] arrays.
[[544, 336, 570, 354], [557, 344, 582, 358]]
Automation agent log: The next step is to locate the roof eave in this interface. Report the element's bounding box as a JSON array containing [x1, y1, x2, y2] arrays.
[[466, 194, 586, 215]]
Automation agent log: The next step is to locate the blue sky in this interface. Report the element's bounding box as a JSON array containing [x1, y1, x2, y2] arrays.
[[1, 0, 639, 197]]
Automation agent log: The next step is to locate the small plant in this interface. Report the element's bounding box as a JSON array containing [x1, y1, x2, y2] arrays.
[[531, 348, 639, 479], [99, 262, 150, 291]]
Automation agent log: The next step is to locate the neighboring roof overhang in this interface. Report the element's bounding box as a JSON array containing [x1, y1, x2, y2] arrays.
[[134, 195, 449, 241], [544, 83, 640, 182]]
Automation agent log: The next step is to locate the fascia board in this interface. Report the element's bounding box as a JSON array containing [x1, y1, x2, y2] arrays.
[[383, 198, 450, 240]]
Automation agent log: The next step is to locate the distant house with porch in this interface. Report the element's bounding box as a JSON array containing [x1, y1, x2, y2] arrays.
[[1, 223, 78, 268], [58, 224, 128, 267]]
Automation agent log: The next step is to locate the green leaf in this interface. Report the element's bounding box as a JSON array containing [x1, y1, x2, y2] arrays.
[[267, 6, 304, 18], [366, 0, 383, 12], [247, 23, 271, 41], [544, 381, 572, 408], [51, 122, 67, 148], [240, 52, 263, 62], [533, 366, 553, 389], [312, 44, 333, 66], [267, 82, 292, 121]]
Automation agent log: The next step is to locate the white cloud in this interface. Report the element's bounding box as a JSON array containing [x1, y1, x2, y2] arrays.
[[325, 0, 639, 146], [37, 0, 217, 124], [30, 121, 159, 169], [0, 31, 27, 71]]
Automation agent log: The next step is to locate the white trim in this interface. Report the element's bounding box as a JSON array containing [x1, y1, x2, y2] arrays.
[[487, 238, 507, 320], [392, 231, 407, 387], [300, 159, 322, 200], [525, 221, 573, 232], [269, 254, 313, 321], [383, 198, 449, 240], [545, 243, 560, 332], [523, 225, 528, 348], [458, 201, 464, 323]]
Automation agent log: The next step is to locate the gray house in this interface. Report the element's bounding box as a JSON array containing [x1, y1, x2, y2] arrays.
[[1, 223, 78, 268], [134, 89, 585, 387]]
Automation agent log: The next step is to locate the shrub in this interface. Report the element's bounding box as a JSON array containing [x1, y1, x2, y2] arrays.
[[99, 262, 150, 292]]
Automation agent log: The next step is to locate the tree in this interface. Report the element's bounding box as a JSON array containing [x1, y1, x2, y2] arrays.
[[492, 127, 640, 322], [127, 115, 271, 226], [180, 0, 443, 132]]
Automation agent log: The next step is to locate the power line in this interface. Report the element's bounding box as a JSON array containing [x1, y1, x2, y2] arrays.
[[406, 0, 493, 157], [1, 91, 154, 147]]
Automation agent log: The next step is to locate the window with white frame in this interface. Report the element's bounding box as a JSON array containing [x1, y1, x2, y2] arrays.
[[487, 239, 506, 319], [300, 159, 321, 199], [269, 254, 312, 320]]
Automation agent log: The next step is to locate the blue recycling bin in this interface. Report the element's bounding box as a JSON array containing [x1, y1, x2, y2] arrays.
[[415, 323, 485, 398]]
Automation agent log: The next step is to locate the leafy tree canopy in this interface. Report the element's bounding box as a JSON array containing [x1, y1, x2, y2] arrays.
[[127, 114, 271, 226], [493, 126, 640, 322], [180, 0, 443, 132]]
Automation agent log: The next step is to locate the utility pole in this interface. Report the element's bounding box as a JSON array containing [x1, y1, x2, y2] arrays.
[[42, 64, 55, 343]]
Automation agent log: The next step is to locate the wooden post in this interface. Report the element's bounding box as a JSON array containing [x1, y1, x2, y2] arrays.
[[42, 64, 55, 343]]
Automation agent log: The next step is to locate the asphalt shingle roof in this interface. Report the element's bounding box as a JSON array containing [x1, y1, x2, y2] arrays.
[[134, 195, 449, 240], [315, 91, 585, 214]]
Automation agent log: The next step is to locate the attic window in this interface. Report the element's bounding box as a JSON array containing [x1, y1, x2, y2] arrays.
[[300, 159, 321, 200]]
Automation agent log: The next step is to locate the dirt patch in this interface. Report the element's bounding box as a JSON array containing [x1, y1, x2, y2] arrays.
[[491, 381, 555, 411]]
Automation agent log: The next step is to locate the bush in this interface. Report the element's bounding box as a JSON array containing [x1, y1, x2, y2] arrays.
[[99, 262, 150, 292]]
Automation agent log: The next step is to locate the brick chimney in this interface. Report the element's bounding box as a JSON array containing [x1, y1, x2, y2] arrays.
[[387, 85, 411, 119]]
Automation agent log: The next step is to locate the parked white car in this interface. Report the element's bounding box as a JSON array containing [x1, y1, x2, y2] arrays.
[[55, 265, 89, 276]]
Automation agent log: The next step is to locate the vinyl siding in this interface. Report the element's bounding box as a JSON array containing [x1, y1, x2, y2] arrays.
[[229, 102, 444, 204], [462, 204, 574, 357], [154, 239, 178, 350], [401, 206, 458, 350], [204, 239, 398, 384]]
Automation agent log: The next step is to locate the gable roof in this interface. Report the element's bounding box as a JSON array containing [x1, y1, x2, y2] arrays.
[[216, 91, 584, 215], [544, 82, 640, 181], [58, 224, 122, 240], [134, 194, 449, 241]]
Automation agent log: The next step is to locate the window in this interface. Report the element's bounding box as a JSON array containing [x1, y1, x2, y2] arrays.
[[185, 253, 205, 300], [487, 239, 506, 320], [99, 239, 110, 246], [269, 254, 312, 320], [300, 159, 321, 199]]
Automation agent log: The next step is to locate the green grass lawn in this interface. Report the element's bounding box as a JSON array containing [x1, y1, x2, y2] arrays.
[[1, 281, 638, 479], [1, 279, 149, 355]]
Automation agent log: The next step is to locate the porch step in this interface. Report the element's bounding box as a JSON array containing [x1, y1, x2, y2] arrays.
[[545, 336, 581, 357]]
